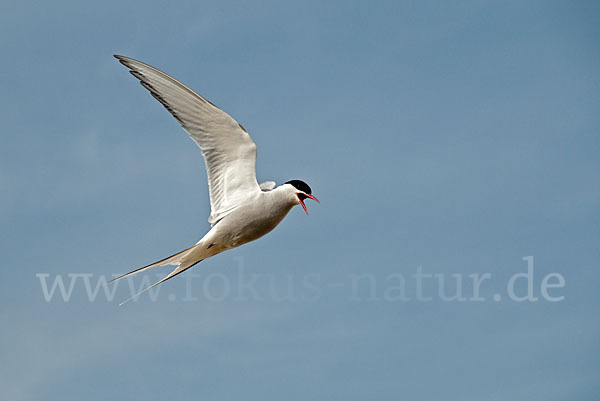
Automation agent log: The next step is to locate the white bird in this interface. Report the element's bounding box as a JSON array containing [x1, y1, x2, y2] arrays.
[[109, 55, 319, 304]]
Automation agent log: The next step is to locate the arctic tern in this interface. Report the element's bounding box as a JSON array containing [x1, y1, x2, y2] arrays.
[[109, 55, 319, 304]]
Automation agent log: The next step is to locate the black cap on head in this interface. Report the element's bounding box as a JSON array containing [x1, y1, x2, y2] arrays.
[[285, 179, 312, 194]]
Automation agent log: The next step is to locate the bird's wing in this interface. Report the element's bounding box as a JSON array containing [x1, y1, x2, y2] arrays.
[[259, 181, 276, 191], [115, 55, 260, 225]]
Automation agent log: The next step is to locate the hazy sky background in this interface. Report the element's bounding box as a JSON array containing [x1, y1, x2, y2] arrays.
[[1, 1, 599, 400]]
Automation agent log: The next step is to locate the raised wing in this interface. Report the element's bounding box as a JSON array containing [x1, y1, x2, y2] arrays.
[[115, 55, 260, 225]]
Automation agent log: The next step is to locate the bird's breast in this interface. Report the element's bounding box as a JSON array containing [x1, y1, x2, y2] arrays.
[[212, 194, 294, 249]]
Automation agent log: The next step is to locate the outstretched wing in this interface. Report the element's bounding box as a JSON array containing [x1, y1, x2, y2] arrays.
[[115, 55, 260, 225]]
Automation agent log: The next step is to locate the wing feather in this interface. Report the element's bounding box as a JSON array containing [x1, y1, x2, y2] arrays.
[[115, 55, 260, 224]]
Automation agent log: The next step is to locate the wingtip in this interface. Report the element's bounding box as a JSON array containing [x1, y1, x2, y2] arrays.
[[113, 54, 131, 68]]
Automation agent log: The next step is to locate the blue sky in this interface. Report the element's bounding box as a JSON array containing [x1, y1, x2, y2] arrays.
[[1, 1, 599, 400]]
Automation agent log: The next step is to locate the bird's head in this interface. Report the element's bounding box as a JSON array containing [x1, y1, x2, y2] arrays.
[[284, 179, 319, 215]]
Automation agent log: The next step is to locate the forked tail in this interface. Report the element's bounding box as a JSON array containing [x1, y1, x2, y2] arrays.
[[109, 244, 205, 305]]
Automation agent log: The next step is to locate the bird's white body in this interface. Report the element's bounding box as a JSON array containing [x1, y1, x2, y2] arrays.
[[203, 187, 297, 249], [110, 55, 318, 304]]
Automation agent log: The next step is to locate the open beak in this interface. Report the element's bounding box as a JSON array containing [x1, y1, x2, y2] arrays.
[[297, 193, 320, 215]]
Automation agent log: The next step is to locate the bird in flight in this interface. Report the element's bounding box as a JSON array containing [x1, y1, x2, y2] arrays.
[[110, 55, 319, 304]]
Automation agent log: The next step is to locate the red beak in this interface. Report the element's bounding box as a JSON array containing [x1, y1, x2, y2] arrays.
[[297, 193, 320, 215]]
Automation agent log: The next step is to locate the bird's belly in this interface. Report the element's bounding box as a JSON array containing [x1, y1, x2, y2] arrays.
[[216, 204, 292, 249]]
